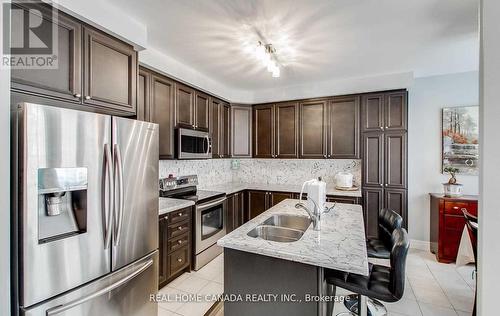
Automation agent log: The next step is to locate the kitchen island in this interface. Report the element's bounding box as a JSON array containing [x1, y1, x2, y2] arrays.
[[217, 199, 368, 316]]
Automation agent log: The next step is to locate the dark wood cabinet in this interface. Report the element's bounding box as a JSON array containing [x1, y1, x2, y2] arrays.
[[275, 102, 299, 158], [83, 27, 137, 114], [11, 3, 82, 103], [222, 103, 231, 157], [210, 99, 231, 158], [231, 105, 252, 158], [11, 4, 138, 115], [362, 91, 407, 132], [299, 100, 328, 158], [384, 132, 407, 188], [248, 191, 269, 219], [227, 192, 246, 233], [270, 192, 294, 207], [362, 187, 385, 238], [362, 132, 384, 187], [175, 84, 195, 128], [253, 104, 274, 158], [138, 67, 175, 159], [361, 90, 408, 238], [328, 96, 360, 158], [326, 196, 361, 205], [430, 194, 478, 263], [195, 91, 210, 131], [158, 207, 192, 289]]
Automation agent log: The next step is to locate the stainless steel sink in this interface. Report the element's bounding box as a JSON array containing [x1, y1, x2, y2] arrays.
[[262, 214, 311, 231], [247, 214, 311, 242], [247, 225, 305, 242]]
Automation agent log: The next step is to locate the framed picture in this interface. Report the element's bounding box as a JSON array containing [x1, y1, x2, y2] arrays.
[[442, 106, 479, 175]]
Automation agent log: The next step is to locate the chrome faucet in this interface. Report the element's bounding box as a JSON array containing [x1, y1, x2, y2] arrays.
[[295, 198, 322, 231]]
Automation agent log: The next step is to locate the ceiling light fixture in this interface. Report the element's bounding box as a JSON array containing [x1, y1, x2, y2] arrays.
[[256, 41, 280, 78]]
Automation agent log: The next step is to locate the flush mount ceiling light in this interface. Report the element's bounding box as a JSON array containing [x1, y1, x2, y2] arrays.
[[255, 41, 280, 78]]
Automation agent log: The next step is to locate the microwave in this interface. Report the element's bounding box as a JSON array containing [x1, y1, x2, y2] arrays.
[[176, 128, 212, 159]]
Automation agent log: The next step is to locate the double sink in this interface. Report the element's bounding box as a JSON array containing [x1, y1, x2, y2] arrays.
[[247, 214, 312, 242]]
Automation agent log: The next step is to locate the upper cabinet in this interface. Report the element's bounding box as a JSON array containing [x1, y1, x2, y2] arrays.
[[10, 3, 138, 116], [210, 98, 231, 158], [362, 91, 407, 132], [175, 84, 195, 128], [11, 3, 82, 103], [299, 100, 328, 158], [83, 27, 137, 113], [275, 102, 299, 158], [253, 104, 274, 158], [138, 66, 175, 159], [231, 105, 252, 158], [328, 96, 360, 159], [195, 92, 210, 131]]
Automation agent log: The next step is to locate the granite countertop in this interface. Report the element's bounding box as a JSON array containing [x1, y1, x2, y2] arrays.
[[217, 199, 369, 276], [159, 197, 195, 216], [200, 182, 362, 197]]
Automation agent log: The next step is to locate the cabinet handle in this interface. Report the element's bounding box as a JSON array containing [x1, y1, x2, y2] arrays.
[[178, 226, 183, 230], [379, 184, 383, 187], [323, 154, 327, 158], [85, 96, 91, 100], [178, 213, 183, 217], [177, 240, 183, 244], [380, 127, 384, 130], [177, 258, 183, 263], [74, 93, 81, 98], [453, 206, 460, 210]]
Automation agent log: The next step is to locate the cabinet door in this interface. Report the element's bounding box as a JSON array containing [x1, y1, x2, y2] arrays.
[[270, 192, 294, 207], [232, 106, 252, 157], [384, 91, 407, 131], [210, 98, 222, 158], [221, 103, 231, 157], [362, 132, 384, 187], [299, 100, 328, 158], [385, 132, 407, 188], [158, 216, 169, 287], [253, 104, 275, 158], [326, 196, 360, 204], [137, 67, 151, 121], [235, 192, 246, 227], [384, 188, 407, 228], [11, 4, 82, 102], [248, 191, 269, 219], [361, 93, 384, 132], [83, 27, 137, 114], [362, 187, 384, 238], [329, 96, 360, 158], [195, 91, 210, 131], [150, 74, 175, 158], [175, 84, 195, 128], [226, 194, 235, 234], [275, 102, 299, 158]]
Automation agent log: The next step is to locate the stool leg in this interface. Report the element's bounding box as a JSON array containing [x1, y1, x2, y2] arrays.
[[359, 295, 368, 316], [326, 284, 336, 316]]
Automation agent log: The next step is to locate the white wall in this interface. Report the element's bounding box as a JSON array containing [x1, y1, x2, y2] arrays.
[[478, 0, 500, 314], [0, 1, 11, 314], [408, 71, 479, 242]]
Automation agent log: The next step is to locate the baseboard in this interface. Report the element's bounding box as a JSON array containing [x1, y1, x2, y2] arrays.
[[410, 239, 431, 251]]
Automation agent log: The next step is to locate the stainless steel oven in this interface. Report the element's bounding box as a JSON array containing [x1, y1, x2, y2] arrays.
[[195, 196, 226, 270], [176, 128, 212, 159]]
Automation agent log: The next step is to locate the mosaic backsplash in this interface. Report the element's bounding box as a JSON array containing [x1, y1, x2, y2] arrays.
[[159, 159, 361, 188]]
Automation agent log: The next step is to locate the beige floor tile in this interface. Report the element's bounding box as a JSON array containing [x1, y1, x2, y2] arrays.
[[418, 302, 458, 316], [158, 306, 182, 316], [412, 285, 453, 308], [386, 298, 422, 316], [157, 286, 190, 312], [171, 274, 211, 294]]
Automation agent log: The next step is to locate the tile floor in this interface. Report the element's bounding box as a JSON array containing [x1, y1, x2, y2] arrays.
[[157, 249, 475, 316]]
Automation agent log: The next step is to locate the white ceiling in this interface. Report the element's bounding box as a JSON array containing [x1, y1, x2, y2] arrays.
[[107, 0, 479, 92]]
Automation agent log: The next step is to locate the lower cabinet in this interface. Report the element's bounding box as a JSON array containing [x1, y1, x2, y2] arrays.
[[326, 195, 361, 205], [248, 191, 269, 219], [226, 192, 246, 233], [158, 207, 192, 289]]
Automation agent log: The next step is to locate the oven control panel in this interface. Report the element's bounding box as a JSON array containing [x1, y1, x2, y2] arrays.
[[160, 175, 198, 192]]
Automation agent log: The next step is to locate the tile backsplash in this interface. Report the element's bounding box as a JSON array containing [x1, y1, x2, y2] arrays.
[[159, 159, 361, 188]]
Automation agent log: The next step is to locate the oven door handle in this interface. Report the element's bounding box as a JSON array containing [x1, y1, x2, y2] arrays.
[[204, 135, 211, 155], [196, 197, 226, 211]]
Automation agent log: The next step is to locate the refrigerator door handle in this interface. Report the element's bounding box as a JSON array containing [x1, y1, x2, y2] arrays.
[[113, 143, 124, 246], [103, 143, 114, 249], [45, 259, 154, 316]]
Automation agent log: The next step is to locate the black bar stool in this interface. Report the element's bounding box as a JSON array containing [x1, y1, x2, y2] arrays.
[[367, 208, 403, 259], [326, 228, 410, 316]]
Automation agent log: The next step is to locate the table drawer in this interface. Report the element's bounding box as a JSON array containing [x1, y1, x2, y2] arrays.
[[168, 233, 189, 254], [168, 208, 191, 224], [443, 215, 467, 231], [169, 246, 189, 276], [168, 220, 190, 239], [444, 201, 477, 216]]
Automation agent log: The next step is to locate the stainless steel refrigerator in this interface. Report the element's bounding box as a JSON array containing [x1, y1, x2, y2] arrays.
[[11, 103, 159, 316]]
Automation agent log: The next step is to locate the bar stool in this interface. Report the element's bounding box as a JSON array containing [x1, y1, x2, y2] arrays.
[[366, 208, 403, 259], [326, 228, 410, 316]]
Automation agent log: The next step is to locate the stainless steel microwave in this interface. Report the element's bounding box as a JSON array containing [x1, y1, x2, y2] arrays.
[[176, 128, 212, 159]]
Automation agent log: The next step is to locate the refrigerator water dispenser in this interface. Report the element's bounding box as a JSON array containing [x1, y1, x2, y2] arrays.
[[38, 168, 88, 243]]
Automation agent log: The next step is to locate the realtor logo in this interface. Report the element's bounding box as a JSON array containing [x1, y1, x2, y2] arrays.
[[2, 1, 58, 69]]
